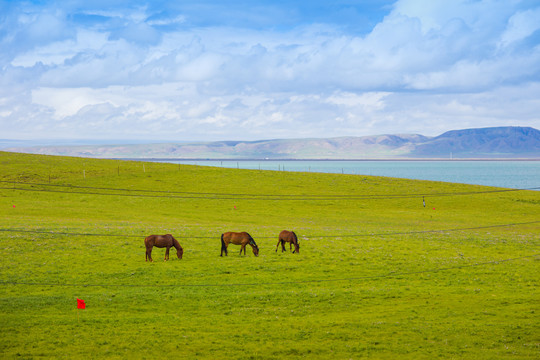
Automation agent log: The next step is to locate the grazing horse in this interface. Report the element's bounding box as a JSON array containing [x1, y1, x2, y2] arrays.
[[276, 230, 300, 253], [221, 232, 259, 257], [144, 234, 183, 262]]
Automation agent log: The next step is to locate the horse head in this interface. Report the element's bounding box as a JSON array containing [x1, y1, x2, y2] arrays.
[[172, 236, 183, 259], [249, 239, 259, 257], [292, 232, 300, 253]]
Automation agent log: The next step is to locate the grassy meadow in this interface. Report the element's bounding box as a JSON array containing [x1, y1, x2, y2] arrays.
[[0, 151, 538, 359]]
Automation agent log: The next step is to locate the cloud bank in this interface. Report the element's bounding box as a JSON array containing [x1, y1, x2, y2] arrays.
[[1, 0, 539, 141]]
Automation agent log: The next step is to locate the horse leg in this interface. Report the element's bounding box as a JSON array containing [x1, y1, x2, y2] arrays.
[[146, 247, 153, 262], [276, 239, 281, 252], [240, 244, 246, 255], [281, 240, 286, 252], [164, 247, 170, 261]]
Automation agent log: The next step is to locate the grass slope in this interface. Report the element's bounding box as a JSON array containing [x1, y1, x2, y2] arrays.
[[0, 151, 539, 359]]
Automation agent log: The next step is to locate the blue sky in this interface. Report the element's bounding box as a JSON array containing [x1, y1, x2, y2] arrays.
[[1, 0, 539, 142]]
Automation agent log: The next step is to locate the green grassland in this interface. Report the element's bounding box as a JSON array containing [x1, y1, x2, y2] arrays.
[[0, 151, 538, 359]]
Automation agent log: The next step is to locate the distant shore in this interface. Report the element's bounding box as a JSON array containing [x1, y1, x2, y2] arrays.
[[118, 157, 540, 162]]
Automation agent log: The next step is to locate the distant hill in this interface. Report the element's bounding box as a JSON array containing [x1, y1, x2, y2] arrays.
[[4, 127, 539, 159], [411, 127, 540, 158]]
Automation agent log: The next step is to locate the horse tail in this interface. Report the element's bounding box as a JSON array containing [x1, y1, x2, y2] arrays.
[[221, 233, 227, 256], [144, 236, 152, 261]]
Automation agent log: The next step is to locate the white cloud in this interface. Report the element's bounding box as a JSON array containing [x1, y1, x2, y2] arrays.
[[32, 88, 103, 118], [499, 7, 540, 47], [146, 15, 186, 26], [0, 0, 539, 141], [325, 92, 389, 111]]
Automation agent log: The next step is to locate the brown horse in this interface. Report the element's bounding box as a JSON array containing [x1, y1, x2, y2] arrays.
[[276, 230, 300, 253], [221, 232, 259, 257], [144, 234, 183, 262]]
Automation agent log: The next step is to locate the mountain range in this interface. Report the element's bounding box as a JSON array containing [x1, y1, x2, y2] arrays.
[[4, 126, 540, 159]]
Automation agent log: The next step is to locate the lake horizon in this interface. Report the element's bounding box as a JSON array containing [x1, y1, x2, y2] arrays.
[[127, 158, 540, 190]]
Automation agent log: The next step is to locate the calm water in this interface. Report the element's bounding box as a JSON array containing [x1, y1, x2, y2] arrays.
[[161, 160, 540, 190]]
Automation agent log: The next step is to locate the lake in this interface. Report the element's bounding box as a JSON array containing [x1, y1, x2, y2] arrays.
[[156, 159, 540, 190]]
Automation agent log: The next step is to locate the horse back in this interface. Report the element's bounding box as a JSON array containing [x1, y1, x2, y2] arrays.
[[223, 231, 252, 245], [279, 230, 297, 243], [145, 234, 173, 248]]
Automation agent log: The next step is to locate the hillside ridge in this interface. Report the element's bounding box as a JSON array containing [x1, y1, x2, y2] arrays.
[[4, 126, 539, 159]]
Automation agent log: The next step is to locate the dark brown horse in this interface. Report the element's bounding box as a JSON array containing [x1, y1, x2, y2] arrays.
[[144, 234, 183, 262], [221, 232, 259, 257], [276, 230, 300, 253]]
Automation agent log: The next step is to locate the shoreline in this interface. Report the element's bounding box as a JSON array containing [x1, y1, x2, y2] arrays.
[[117, 157, 540, 162]]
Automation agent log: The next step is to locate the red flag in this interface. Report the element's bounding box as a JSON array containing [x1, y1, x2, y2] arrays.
[[77, 298, 86, 309]]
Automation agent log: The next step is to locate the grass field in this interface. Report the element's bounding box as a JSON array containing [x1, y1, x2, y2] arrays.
[[0, 151, 538, 359]]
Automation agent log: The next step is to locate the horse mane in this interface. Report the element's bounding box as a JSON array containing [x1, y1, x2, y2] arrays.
[[171, 235, 182, 249], [248, 235, 258, 249], [291, 231, 298, 242]]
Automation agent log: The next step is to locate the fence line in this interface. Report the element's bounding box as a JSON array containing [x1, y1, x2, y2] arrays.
[[1, 220, 538, 240], [1, 180, 539, 201]]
